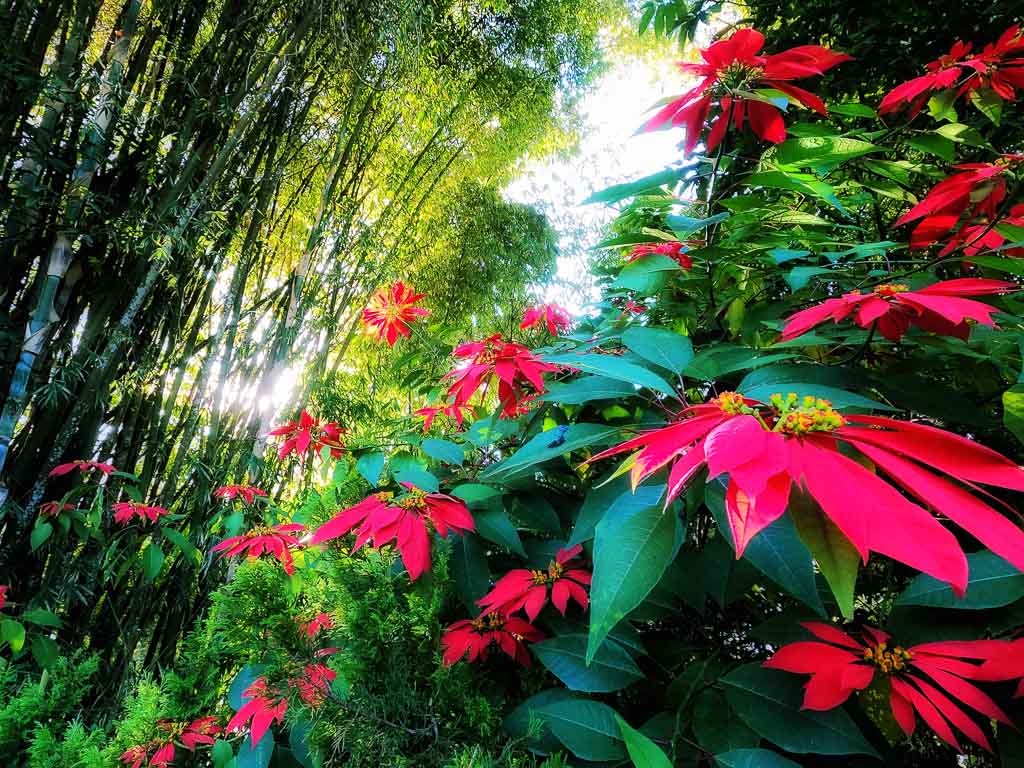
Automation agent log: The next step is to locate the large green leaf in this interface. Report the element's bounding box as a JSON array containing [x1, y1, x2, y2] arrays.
[[570, 480, 664, 547], [588, 488, 682, 661], [540, 375, 636, 405], [22, 608, 62, 628], [774, 136, 881, 167], [161, 526, 201, 565], [450, 534, 490, 613], [1004, 384, 1024, 445], [211, 740, 234, 768], [503, 689, 578, 755], [616, 715, 673, 768], [896, 551, 1024, 609], [537, 698, 627, 762], [693, 689, 760, 754], [237, 731, 274, 768], [355, 453, 386, 486], [721, 665, 879, 757], [481, 423, 621, 481], [534, 633, 643, 693], [229, 664, 266, 710], [666, 211, 730, 236], [543, 353, 676, 396], [473, 499, 527, 557], [789, 491, 859, 619], [289, 720, 317, 768], [615, 254, 681, 294], [584, 166, 688, 204], [142, 542, 165, 582], [1, 619, 25, 652], [685, 346, 797, 380], [707, 481, 825, 616], [622, 326, 694, 374], [30, 522, 53, 551], [714, 749, 801, 768], [450, 483, 501, 507], [421, 438, 464, 466]]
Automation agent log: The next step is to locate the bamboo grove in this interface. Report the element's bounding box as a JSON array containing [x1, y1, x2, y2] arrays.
[[0, 0, 612, 701]]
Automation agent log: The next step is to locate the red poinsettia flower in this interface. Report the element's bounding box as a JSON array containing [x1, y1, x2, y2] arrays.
[[880, 26, 1024, 116], [268, 410, 347, 460], [520, 303, 572, 335], [478, 545, 592, 621], [643, 28, 849, 153], [895, 156, 1023, 250], [362, 281, 430, 346], [298, 612, 334, 638], [213, 484, 268, 505], [211, 523, 305, 575], [765, 622, 1022, 751], [49, 459, 116, 478], [146, 716, 222, 766], [444, 334, 559, 419], [294, 663, 337, 707], [310, 486, 474, 581], [120, 745, 149, 768], [626, 240, 697, 270], [977, 639, 1024, 696], [415, 402, 474, 432], [589, 391, 1024, 594], [617, 299, 648, 319], [780, 278, 1014, 342], [0, 585, 8, 612], [39, 501, 75, 517], [442, 613, 544, 666], [227, 677, 289, 746], [938, 203, 1024, 258], [112, 501, 169, 525]]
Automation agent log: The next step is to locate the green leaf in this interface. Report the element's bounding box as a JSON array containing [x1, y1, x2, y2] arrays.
[[927, 89, 958, 122], [30, 522, 53, 551], [541, 375, 636, 405], [769, 248, 811, 264], [784, 266, 834, 292], [481, 423, 621, 482], [1004, 384, 1024, 444], [616, 715, 673, 768], [584, 167, 687, 204], [789, 491, 859, 619], [161, 526, 201, 565], [714, 749, 802, 768], [588, 489, 681, 661], [22, 608, 62, 628], [393, 466, 438, 492], [1, 619, 25, 652], [706, 481, 825, 616], [503, 689, 578, 755], [739, 382, 897, 411], [142, 542, 165, 581], [829, 103, 876, 118], [237, 731, 274, 768], [896, 551, 1024, 609], [450, 483, 501, 507], [686, 346, 797, 380], [622, 327, 694, 374], [694, 689, 761, 753], [229, 664, 266, 710], [450, 534, 490, 613], [570, 480, 664, 547], [473, 499, 527, 557], [212, 739, 234, 768], [906, 133, 955, 161], [542, 353, 675, 396], [935, 122, 989, 147], [666, 211, 730, 236], [421, 438, 464, 466], [537, 698, 626, 762], [289, 720, 317, 768], [30, 636, 59, 669], [355, 453, 386, 486], [774, 136, 881, 167], [534, 634, 643, 693], [721, 665, 879, 757]]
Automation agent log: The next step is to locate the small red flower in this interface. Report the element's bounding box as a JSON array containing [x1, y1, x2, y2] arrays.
[[780, 278, 1015, 342], [415, 402, 474, 432], [211, 523, 305, 575], [179, 716, 221, 750], [39, 501, 75, 517], [880, 26, 1024, 116], [49, 460, 116, 478], [119, 746, 149, 768], [268, 410, 347, 460], [442, 613, 544, 666], [937, 203, 1024, 258], [146, 716, 222, 765], [112, 501, 169, 525], [227, 677, 288, 746], [520, 303, 572, 335], [626, 241, 696, 270], [0, 585, 8, 612], [298, 612, 334, 638], [444, 334, 559, 419], [765, 622, 1022, 752], [617, 299, 647, 319], [213, 484, 268, 505], [362, 281, 430, 346], [478, 545, 592, 621], [310, 485, 474, 581], [294, 663, 337, 707], [643, 28, 850, 153], [589, 391, 1024, 595]]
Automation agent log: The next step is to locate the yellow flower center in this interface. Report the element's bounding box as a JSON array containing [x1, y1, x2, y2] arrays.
[[716, 391, 748, 415], [472, 614, 507, 632], [863, 642, 913, 674], [718, 61, 764, 90], [769, 392, 846, 435], [398, 487, 428, 511], [530, 560, 565, 586], [873, 283, 909, 296]]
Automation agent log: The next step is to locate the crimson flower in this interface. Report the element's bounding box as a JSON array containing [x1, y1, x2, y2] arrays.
[[49, 459, 116, 478], [294, 663, 337, 707], [896, 157, 1023, 250], [120, 746, 149, 768], [268, 410, 347, 460], [626, 241, 696, 270], [780, 278, 1014, 342], [415, 402, 474, 432], [442, 613, 544, 666], [0, 585, 7, 611], [112, 501, 169, 525], [520, 303, 572, 335], [39, 501, 75, 517], [211, 523, 305, 575], [142, 717, 222, 766], [765, 622, 1021, 751], [478, 545, 592, 621], [227, 677, 288, 746], [643, 28, 849, 153], [880, 26, 1024, 117], [444, 334, 559, 419], [617, 299, 647, 319], [362, 281, 430, 346], [589, 391, 1024, 594], [213, 484, 268, 505], [938, 203, 1024, 258], [977, 639, 1024, 696], [310, 485, 474, 580], [298, 612, 334, 638]]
